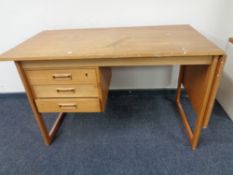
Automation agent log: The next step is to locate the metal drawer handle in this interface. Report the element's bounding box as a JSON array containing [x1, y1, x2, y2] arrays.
[[58, 103, 77, 110], [52, 73, 72, 80], [56, 88, 76, 93]]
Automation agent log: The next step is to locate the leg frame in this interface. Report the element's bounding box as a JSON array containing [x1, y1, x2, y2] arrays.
[[176, 56, 225, 150], [15, 62, 66, 145]]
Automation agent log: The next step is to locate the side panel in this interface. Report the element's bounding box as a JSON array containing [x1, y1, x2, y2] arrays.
[[96, 67, 112, 111], [183, 57, 218, 119]]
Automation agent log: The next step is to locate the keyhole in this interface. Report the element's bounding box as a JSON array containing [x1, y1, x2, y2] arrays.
[[85, 73, 88, 77]]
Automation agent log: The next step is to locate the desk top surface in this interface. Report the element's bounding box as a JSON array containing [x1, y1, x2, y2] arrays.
[[0, 25, 224, 61]]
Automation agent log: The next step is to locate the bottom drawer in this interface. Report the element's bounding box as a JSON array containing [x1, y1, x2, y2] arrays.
[[35, 98, 101, 112]]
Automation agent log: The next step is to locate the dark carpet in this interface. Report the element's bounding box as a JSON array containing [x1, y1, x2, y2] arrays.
[[0, 90, 233, 175]]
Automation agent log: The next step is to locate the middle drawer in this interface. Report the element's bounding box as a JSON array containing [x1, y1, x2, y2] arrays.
[[32, 84, 99, 98]]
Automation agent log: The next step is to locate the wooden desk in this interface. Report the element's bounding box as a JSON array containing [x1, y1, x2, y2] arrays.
[[0, 25, 226, 150]]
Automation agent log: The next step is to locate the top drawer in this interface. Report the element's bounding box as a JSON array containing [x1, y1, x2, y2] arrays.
[[25, 68, 97, 85]]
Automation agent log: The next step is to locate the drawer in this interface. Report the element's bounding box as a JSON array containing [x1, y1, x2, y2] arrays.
[[35, 98, 101, 112], [25, 68, 97, 85], [33, 84, 99, 98]]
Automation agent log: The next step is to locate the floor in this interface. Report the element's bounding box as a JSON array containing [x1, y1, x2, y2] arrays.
[[0, 90, 233, 175]]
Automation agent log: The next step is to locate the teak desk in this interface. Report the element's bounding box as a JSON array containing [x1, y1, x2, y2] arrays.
[[0, 25, 226, 150]]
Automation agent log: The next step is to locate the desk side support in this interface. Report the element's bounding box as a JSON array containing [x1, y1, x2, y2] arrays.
[[15, 61, 66, 145], [202, 56, 226, 128], [176, 55, 225, 150]]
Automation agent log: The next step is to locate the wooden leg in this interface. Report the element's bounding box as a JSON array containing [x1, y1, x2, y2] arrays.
[[15, 61, 66, 145], [202, 56, 226, 128], [49, 112, 66, 141], [176, 66, 193, 143], [29, 111, 66, 145], [176, 56, 220, 150]]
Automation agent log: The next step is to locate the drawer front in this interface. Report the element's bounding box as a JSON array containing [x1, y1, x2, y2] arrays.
[[26, 68, 97, 85], [35, 98, 101, 112], [33, 84, 99, 98]]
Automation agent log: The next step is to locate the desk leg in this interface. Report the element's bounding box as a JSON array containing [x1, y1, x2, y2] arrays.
[[202, 56, 226, 128], [15, 61, 66, 145], [176, 56, 224, 150], [176, 66, 193, 143]]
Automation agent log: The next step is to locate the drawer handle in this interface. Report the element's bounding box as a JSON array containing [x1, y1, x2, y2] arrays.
[[56, 88, 76, 93], [52, 73, 72, 80], [58, 103, 77, 110]]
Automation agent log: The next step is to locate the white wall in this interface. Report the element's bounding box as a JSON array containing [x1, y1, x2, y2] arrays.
[[216, 0, 233, 120], [0, 0, 231, 93]]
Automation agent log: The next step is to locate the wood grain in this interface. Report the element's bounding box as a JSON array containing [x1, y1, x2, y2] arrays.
[[32, 84, 99, 98], [0, 25, 224, 61], [183, 57, 219, 149], [25, 68, 97, 85], [97, 67, 112, 111], [49, 112, 66, 140], [35, 98, 101, 112], [176, 66, 193, 142], [182, 57, 218, 117], [15, 62, 51, 144], [22, 56, 213, 69], [202, 56, 226, 128]]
